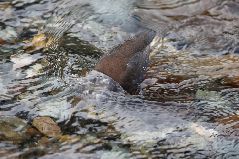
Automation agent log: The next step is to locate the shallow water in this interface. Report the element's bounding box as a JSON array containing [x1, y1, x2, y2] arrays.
[[0, 0, 239, 158]]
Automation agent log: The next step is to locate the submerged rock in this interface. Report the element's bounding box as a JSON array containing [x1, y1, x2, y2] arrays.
[[0, 116, 30, 143], [0, 38, 5, 45], [32, 116, 62, 138]]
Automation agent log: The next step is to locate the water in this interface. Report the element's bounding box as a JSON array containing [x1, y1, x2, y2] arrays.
[[0, 0, 239, 158]]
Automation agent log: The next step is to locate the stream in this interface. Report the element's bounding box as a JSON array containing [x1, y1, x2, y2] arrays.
[[0, 0, 239, 158]]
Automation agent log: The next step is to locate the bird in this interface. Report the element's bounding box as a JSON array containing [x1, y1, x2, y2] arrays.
[[95, 30, 156, 94]]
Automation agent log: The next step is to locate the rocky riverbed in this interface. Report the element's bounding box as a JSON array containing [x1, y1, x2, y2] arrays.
[[0, 0, 239, 158]]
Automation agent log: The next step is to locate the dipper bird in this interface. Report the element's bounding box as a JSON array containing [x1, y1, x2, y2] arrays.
[[95, 30, 156, 94]]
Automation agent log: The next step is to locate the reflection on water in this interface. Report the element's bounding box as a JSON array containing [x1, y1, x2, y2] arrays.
[[0, 0, 239, 158]]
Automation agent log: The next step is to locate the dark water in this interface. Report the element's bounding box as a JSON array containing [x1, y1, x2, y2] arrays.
[[0, 0, 239, 158]]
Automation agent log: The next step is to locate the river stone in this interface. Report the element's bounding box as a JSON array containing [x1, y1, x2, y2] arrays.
[[0, 116, 30, 143], [32, 116, 62, 138]]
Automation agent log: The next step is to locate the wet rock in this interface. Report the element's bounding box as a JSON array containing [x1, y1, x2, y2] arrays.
[[216, 115, 239, 129], [58, 135, 81, 144], [0, 2, 12, 10], [0, 116, 30, 143], [26, 127, 42, 137], [0, 38, 5, 45], [32, 116, 62, 138], [215, 115, 239, 136], [24, 33, 52, 52], [144, 47, 239, 102], [38, 136, 51, 145]]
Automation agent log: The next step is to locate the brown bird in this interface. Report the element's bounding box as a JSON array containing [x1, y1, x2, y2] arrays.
[[95, 30, 156, 94]]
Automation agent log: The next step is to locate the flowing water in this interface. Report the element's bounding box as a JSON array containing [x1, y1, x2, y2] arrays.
[[0, 0, 239, 158]]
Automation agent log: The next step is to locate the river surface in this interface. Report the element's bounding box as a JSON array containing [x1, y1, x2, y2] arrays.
[[0, 0, 239, 158]]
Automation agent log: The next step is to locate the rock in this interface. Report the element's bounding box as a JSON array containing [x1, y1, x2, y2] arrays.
[[26, 127, 42, 137], [58, 135, 81, 144], [0, 38, 5, 45], [216, 115, 239, 129], [0, 2, 12, 11], [32, 116, 62, 138], [215, 115, 239, 136], [24, 33, 53, 52], [38, 136, 50, 145], [0, 116, 30, 143]]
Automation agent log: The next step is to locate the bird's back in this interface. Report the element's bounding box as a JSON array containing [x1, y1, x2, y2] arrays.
[[95, 30, 156, 94]]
